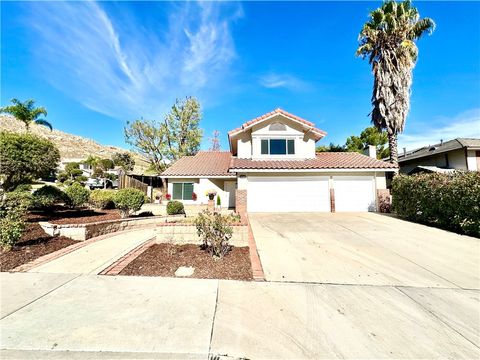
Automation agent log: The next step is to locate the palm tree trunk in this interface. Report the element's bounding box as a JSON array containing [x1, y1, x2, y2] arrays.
[[388, 133, 398, 164]]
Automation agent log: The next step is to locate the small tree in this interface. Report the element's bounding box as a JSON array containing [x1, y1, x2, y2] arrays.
[[194, 210, 233, 259], [114, 188, 145, 218], [0, 190, 32, 251], [345, 126, 389, 159], [0, 131, 60, 191], [112, 152, 135, 171]]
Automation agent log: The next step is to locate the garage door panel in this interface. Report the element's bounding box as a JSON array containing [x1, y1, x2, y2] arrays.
[[334, 176, 375, 212], [247, 176, 330, 213]]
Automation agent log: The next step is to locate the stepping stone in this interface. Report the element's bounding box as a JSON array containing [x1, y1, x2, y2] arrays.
[[175, 266, 194, 277]]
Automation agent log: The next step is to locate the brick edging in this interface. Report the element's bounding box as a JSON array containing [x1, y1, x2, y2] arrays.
[[245, 214, 265, 281], [12, 229, 148, 273], [99, 238, 155, 276]]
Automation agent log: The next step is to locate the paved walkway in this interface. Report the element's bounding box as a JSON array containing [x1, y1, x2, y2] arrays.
[[29, 229, 155, 274], [1, 273, 478, 359]]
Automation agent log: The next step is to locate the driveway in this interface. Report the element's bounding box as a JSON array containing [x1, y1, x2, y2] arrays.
[[249, 213, 480, 289]]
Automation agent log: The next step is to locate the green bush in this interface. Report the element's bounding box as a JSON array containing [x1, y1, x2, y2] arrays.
[[194, 210, 233, 258], [216, 195, 221, 207], [166, 200, 185, 215], [14, 184, 32, 192], [89, 189, 116, 209], [0, 191, 31, 251], [31, 185, 68, 210], [65, 183, 90, 208], [392, 172, 480, 237], [0, 131, 60, 191], [114, 188, 145, 218]]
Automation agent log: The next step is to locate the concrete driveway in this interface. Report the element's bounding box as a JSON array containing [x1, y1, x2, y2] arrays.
[[249, 213, 480, 289]]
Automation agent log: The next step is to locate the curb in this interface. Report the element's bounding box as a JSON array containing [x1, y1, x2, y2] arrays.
[[99, 238, 155, 275], [245, 215, 266, 281]]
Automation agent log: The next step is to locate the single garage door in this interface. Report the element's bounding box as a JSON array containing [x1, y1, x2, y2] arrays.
[[247, 176, 330, 212], [334, 176, 375, 212]]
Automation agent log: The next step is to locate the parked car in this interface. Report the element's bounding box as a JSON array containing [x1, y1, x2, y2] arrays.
[[86, 178, 117, 190]]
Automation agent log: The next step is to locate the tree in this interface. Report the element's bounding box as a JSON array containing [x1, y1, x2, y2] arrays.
[[0, 131, 60, 191], [112, 152, 135, 171], [345, 126, 389, 159], [0, 98, 52, 131], [125, 97, 203, 172], [209, 130, 221, 151], [316, 143, 345, 152], [356, 0, 435, 163]]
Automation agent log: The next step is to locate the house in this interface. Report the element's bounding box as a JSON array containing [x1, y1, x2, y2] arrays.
[[58, 158, 93, 177], [161, 109, 398, 213], [398, 138, 480, 174]]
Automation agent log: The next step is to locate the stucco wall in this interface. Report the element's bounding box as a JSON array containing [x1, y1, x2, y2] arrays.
[[466, 150, 479, 171], [399, 149, 468, 173], [167, 178, 236, 208]]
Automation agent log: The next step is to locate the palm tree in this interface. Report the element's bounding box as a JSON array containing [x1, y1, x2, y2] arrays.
[[0, 98, 52, 131], [356, 0, 434, 163]]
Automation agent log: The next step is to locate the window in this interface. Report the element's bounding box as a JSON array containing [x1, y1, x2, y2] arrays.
[[172, 183, 194, 200], [260, 139, 295, 155]]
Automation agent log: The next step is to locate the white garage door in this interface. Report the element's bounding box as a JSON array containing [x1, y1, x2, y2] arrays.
[[334, 176, 375, 212], [247, 176, 330, 212]]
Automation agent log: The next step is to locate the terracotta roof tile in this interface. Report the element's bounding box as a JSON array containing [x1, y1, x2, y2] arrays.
[[228, 108, 327, 140], [161, 151, 235, 177], [230, 152, 398, 170]]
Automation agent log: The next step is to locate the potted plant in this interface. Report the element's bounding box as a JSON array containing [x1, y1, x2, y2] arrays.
[[205, 190, 216, 201], [192, 192, 197, 201], [155, 191, 162, 204], [165, 193, 171, 201]]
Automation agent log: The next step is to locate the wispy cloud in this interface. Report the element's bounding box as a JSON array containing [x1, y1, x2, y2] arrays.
[[25, 1, 242, 119], [259, 73, 312, 91], [398, 108, 480, 151]]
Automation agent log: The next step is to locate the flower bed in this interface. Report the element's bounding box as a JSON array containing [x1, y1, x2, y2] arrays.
[[118, 243, 253, 280]]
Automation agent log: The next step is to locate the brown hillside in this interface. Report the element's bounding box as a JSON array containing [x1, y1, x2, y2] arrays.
[[0, 115, 150, 173]]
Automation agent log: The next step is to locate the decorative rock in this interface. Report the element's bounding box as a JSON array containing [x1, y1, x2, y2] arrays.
[[175, 266, 195, 277]]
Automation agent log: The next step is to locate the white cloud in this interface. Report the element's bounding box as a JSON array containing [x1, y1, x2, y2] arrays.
[[398, 108, 480, 151], [259, 73, 312, 91], [25, 1, 242, 119]]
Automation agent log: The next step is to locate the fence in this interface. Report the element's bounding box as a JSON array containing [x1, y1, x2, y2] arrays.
[[118, 174, 148, 194]]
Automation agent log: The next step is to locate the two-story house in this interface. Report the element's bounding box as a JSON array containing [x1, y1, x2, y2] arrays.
[[161, 109, 398, 213]]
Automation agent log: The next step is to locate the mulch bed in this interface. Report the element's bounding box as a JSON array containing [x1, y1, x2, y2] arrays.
[[30, 208, 121, 225], [119, 244, 253, 281], [0, 221, 79, 272]]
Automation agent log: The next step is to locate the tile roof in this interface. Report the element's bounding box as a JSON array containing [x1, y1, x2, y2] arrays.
[[398, 138, 480, 163], [161, 151, 235, 177], [230, 152, 398, 170], [228, 108, 327, 140]]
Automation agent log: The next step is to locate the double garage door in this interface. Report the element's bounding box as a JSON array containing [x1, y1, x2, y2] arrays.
[[247, 176, 375, 213]]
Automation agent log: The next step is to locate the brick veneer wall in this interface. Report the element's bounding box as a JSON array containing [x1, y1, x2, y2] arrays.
[[376, 189, 391, 212], [330, 189, 335, 213], [236, 189, 247, 219]]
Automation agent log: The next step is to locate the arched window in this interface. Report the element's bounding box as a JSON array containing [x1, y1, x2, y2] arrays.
[[269, 122, 286, 131]]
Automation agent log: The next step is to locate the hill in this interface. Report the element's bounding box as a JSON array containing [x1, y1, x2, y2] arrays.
[[0, 115, 151, 173]]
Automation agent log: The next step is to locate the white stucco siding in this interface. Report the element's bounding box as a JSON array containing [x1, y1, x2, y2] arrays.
[[466, 150, 478, 171], [236, 133, 252, 159], [448, 149, 468, 170], [167, 178, 235, 207]]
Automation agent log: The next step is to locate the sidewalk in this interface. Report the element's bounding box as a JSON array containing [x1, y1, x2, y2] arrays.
[[28, 229, 155, 274], [1, 272, 478, 359]]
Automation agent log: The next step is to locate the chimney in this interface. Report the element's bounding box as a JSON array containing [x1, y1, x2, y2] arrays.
[[363, 145, 377, 159], [403, 147, 406, 157], [440, 139, 443, 146]]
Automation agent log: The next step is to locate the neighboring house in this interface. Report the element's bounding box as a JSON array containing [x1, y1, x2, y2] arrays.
[[161, 109, 398, 213], [398, 138, 480, 174], [58, 158, 93, 177]]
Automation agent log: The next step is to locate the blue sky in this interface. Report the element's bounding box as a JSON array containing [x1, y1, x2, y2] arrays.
[[2, 1, 479, 152]]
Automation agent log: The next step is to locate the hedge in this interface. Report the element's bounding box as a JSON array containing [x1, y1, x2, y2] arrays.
[[392, 172, 480, 237], [114, 188, 145, 218], [89, 189, 116, 209]]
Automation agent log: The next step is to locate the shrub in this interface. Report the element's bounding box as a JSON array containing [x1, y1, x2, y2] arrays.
[[14, 184, 32, 192], [166, 200, 185, 215], [392, 172, 480, 237], [194, 210, 233, 258], [0, 131, 60, 191], [137, 211, 154, 217], [216, 195, 221, 207], [31, 185, 68, 210], [89, 189, 116, 209], [0, 191, 31, 251], [65, 183, 90, 208], [114, 188, 145, 218]]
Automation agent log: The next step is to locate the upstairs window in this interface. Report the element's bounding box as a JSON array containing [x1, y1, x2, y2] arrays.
[[172, 183, 194, 200], [261, 139, 295, 155]]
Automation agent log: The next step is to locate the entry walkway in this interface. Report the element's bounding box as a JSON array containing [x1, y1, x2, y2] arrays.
[[29, 229, 155, 275]]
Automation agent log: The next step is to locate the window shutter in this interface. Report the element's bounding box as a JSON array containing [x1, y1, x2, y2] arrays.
[[172, 183, 183, 200], [183, 183, 194, 200], [261, 140, 269, 154], [287, 139, 295, 154]]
